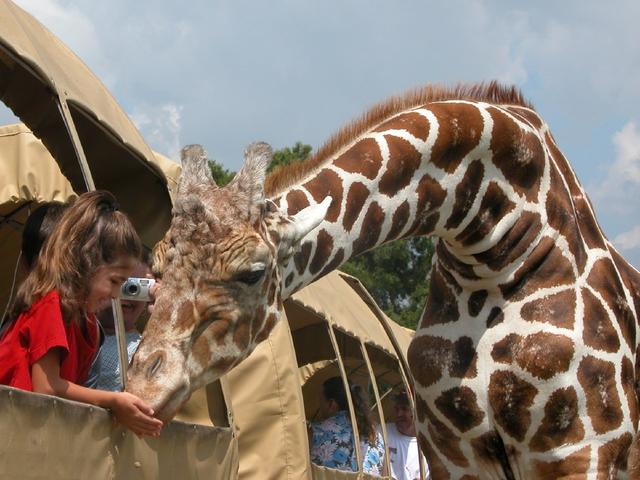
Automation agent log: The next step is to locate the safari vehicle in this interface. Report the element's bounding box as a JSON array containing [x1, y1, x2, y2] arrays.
[[0, 1, 425, 478]]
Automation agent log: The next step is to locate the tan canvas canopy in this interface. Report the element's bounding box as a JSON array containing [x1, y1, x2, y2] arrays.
[[0, 0, 172, 247]]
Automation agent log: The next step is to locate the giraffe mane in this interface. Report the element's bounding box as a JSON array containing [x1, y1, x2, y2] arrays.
[[265, 81, 532, 196]]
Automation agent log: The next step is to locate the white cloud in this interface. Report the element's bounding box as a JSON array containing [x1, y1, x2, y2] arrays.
[[614, 226, 640, 252], [130, 103, 183, 162]]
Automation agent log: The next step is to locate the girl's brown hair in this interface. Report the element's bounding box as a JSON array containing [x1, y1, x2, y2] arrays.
[[323, 376, 377, 445], [10, 191, 142, 324]]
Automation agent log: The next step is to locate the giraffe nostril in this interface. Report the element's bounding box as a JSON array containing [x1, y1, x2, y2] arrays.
[[146, 352, 165, 380]]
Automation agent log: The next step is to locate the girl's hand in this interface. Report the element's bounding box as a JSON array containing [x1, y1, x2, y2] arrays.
[[109, 392, 163, 437], [147, 279, 161, 315]]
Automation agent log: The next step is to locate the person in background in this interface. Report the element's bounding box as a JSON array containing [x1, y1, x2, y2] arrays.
[[86, 248, 152, 391], [0, 191, 162, 437], [309, 376, 385, 475], [385, 391, 428, 480]]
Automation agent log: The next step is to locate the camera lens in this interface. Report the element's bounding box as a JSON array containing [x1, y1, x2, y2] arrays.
[[126, 283, 139, 295]]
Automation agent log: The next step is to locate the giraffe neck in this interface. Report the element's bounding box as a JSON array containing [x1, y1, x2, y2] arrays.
[[272, 100, 567, 299]]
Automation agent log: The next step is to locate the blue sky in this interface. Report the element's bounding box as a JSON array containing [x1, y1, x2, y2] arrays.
[[4, 0, 640, 267]]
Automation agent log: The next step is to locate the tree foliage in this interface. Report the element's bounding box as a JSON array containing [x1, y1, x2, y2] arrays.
[[207, 142, 434, 330]]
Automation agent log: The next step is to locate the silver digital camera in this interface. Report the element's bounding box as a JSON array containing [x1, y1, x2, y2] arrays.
[[120, 277, 155, 302]]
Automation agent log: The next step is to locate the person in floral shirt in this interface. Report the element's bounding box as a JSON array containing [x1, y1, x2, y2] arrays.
[[310, 376, 385, 474]]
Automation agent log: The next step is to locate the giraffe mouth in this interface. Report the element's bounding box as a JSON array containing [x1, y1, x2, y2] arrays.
[[154, 384, 190, 422]]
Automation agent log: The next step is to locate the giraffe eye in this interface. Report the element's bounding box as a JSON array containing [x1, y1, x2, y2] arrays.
[[236, 268, 265, 285]]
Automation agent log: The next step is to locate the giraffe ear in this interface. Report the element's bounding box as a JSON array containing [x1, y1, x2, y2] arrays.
[[280, 196, 332, 248], [227, 142, 271, 222], [177, 144, 217, 197]]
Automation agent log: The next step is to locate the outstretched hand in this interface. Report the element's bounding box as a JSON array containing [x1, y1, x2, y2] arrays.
[[110, 391, 163, 437]]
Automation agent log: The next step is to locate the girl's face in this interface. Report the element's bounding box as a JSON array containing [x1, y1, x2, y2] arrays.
[[86, 257, 136, 313]]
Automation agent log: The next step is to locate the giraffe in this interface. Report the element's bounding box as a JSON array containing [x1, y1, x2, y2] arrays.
[[127, 82, 640, 478]]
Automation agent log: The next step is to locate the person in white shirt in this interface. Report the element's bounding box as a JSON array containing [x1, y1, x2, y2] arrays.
[[384, 391, 429, 480]]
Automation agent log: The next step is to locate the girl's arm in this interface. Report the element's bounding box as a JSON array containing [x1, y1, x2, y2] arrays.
[[31, 347, 163, 437]]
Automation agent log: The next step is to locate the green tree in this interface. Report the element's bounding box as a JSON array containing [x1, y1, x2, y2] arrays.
[[206, 142, 434, 330]]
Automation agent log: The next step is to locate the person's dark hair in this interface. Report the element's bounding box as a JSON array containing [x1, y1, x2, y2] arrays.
[[11, 191, 142, 324], [21, 201, 69, 271], [394, 390, 411, 407], [322, 376, 377, 445]]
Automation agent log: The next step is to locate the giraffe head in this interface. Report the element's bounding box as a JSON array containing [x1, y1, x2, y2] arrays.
[[126, 143, 330, 421]]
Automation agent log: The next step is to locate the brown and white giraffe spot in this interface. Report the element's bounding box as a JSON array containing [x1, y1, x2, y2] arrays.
[[420, 396, 469, 468], [520, 289, 576, 329], [420, 268, 460, 327], [284, 189, 310, 216], [255, 313, 277, 343], [500, 236, 575, 301], [302, 169, 343, 222], [486, 306, 504, 328], [233, 319, 251, 351], [333, 137, 383, 180], [587, 257, 636, 351], [529, 387, 585, 452], [488, 106, 544, 202], [175, 299, 196, 331], [379, 135, 423, 197], [309, 229, 334, 275], [577, 355, 623, 434], [470, 431, 519, 479], [373, 110, 431, 142], [621, 355, 639, 430], [408, 335, 477, 388], [428, 102, 484, 173], [533, 445, 590, 478], [489, 370, 537, 442], [444, 159, 485, 230], [385, 200, 410, 242], [504, 106, 545, 131], [208, 318, 232, 346], [545, 162, 588, 274], [582, 288, 621, 353], [407, 173, 446, 236], [318, 248, 345, 279], [293, 241, 312, 275], [455, 182, 516, 247], [342, 181, 370, 232], [284, 272, 294, 288], [474, 210, 542, 272], [597, 433, 633, 477], [610, 248, 640, 319], [468, 290, 488, 317], [436, 243, 479, 284], [192, 334, 213, 370], [417, 431, 452, 480], [352, 201, 384, 256], [491, 332, 574, 380], [434, 386, 484, 433]]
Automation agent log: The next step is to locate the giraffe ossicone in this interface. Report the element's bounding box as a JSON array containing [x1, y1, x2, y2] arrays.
[[128, 82, 640, 478]]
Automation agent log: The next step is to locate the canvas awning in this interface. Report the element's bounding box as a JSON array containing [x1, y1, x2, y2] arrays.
[[0, 0, 173, 247]]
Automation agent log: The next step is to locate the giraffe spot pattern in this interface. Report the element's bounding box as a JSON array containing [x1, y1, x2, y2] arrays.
[[428, 103, 484, 173], [545, 161, 588, 274], [587, 257, 637, 351], [293, 242, 312, 275], [379, 135, 423, 196], [529, 387, 585, 452], [577, 355, 623, 434], [417, 431, 451, 480], [302, 169, 343, 222], [533, 446, 590, 478], [489, 370, 537, 442], [455, 182, 516, 247], [407, 173, 446, 236], [444, 159, 485, 230], [309, 229, 334, 275], [319, 248, 345, 279], [256, 312, 277, 343], [504, 106, 545, 130], [491, 332, 574, 380], [610, 248, 640, 321], [597, 433, 633, 478], [469, 431, 518, 479], [437, 242, 480, 283], [285, 189, 309, 216], [175, 299, 196, 331], [373, 110, 431, 141], [474, 211, 542, 272], [422, 397, 469, 468], [420, 268, 460, 327], [582, 288, 621, 353], [488, 106, 544, 202], [500, 236, 575, 301], [520, 289, 576, 329], [435, 386, 484, 433], [352, 201, 384, 256], [333, 137, 383, 180], [467, 290, 488, 317], [284, 272, 294, 288], [386, 200, 410, 242], [342, 181, 370, 232], [486, 306, 504, 328], [408, 334, 477, 388], [621, 356, 639, 430]]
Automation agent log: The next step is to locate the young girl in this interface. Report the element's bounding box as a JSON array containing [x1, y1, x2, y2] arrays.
[[0, 191, 163, 437]]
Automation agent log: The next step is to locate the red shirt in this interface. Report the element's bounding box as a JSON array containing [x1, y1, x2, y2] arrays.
[[0, 290, 99, 391]]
